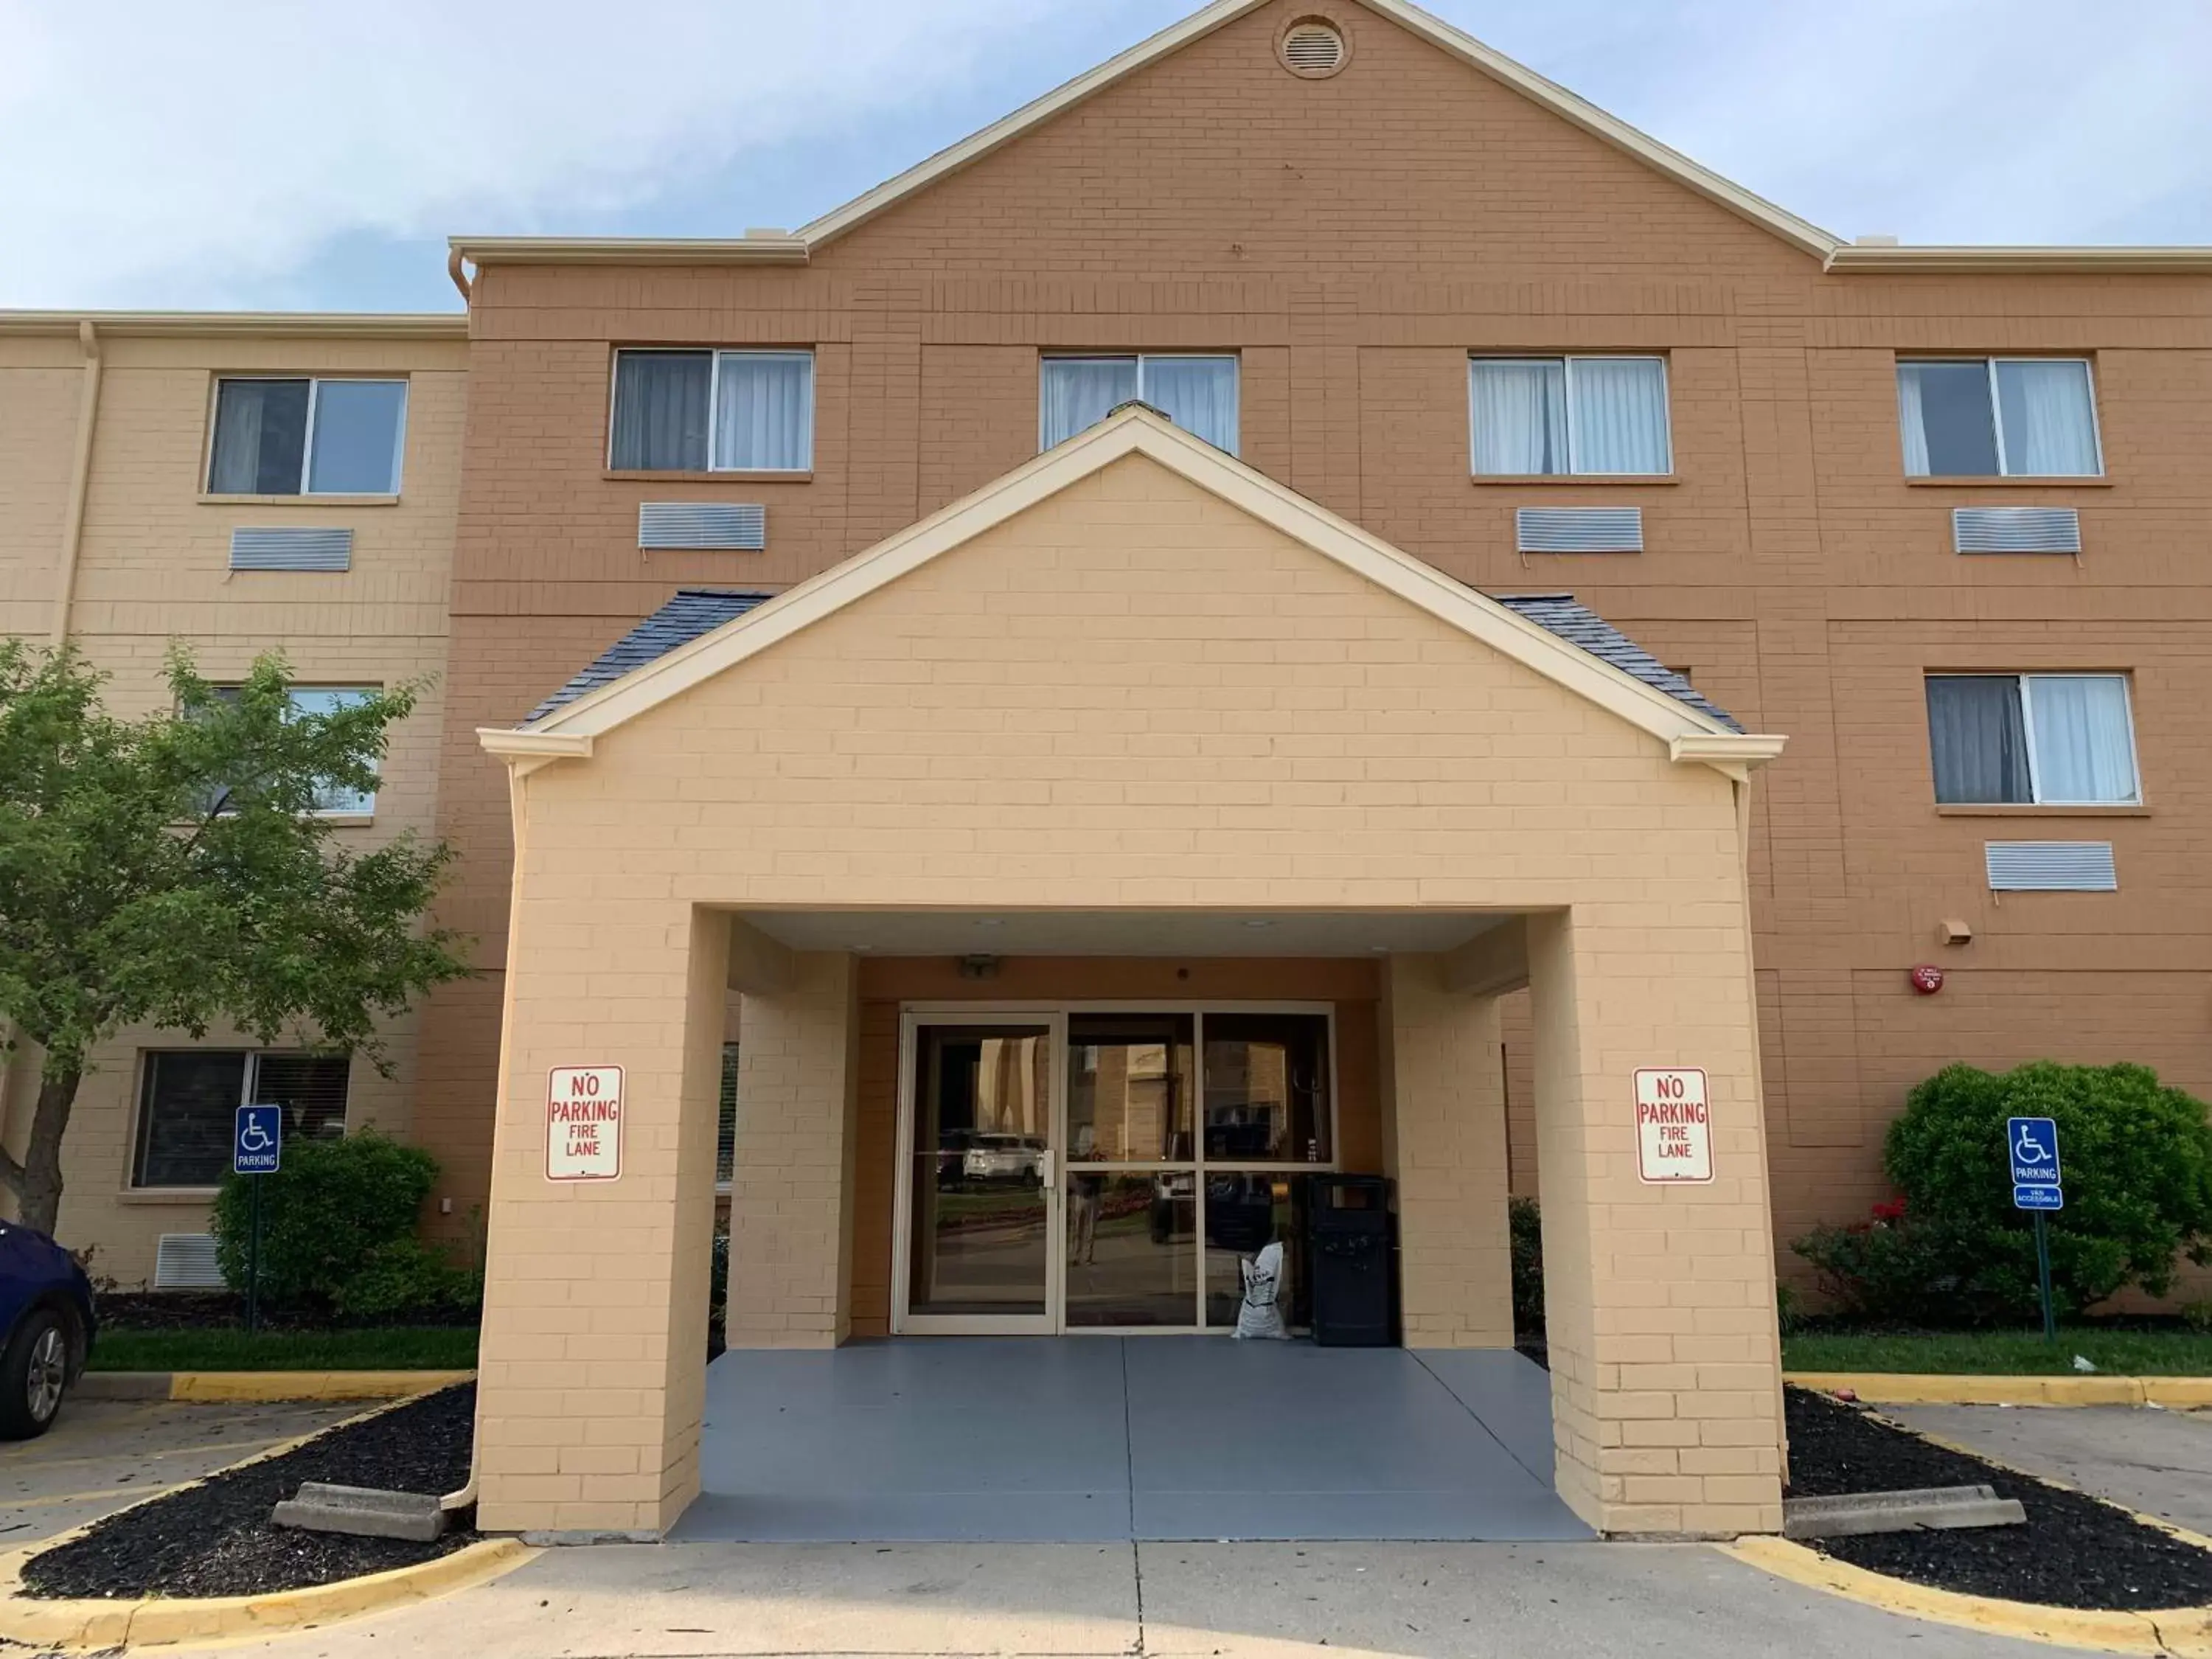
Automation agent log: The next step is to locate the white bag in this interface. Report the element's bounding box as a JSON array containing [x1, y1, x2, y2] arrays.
[[1232, 1240, 1289, 1340]]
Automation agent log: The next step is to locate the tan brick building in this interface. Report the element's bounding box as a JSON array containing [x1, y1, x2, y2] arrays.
[[4, 0, 2209, 1540]]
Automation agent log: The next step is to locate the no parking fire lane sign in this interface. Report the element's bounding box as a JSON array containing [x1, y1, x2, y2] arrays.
[[1635, 1068, 1713, 1183], [548, 1065, 623, 1182]]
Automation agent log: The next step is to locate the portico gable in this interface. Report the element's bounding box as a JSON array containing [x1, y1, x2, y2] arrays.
[[473, 406, 1789, 1540]]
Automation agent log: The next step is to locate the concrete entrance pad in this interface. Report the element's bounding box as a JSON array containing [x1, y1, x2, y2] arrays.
[[678, 1338, 1590, 1543]]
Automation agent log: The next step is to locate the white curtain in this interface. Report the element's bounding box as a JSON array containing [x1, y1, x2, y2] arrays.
[[2027, 675, 2137, 802], [1141, 356, 1239, 453], [1041, 358, 1140, 448], [1470, 359, 1568, 474], [1996, 360, 2100, 476], [1896, 364, 1933, 476], [715, 352, 813, 470], [1568, 358, 1670, 473]]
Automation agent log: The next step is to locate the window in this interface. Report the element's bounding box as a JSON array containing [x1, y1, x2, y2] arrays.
[[203, 686, 381, 815], [1926, 674, 2138, 805], [1040, 355, 1239, 453], [133, 1051, 349, 1188], [716, 1042, 739, 1188], [207, 378, 407, 495], [1897, 359, 2101, 477], [609, 349, 813, 472], [1470, 356, 1671, 476]]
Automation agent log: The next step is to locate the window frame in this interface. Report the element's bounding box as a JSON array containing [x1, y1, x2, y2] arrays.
[[199, 684, 383, 818], [1925, 670, 2141, 807], [1896, 356, 2104, 479], [1467, 353, 1674, 478], [1037, 352, 1241, 455], [204, 375, 409, 497], [129, 1048, 352, 1192], [605, 347, 815, 473]]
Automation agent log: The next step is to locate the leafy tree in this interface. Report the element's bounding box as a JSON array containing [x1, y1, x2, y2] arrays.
[[0, 641, 470, 1236]]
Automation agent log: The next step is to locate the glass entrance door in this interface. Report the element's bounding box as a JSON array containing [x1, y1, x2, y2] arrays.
[[894, 1015, 1060, 1334]]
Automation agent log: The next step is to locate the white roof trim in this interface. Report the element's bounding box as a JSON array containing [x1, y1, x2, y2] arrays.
[[494, 406, 1780, 775]]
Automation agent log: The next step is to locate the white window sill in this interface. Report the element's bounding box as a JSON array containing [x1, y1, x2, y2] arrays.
[[604, 469, 812, 484], [200, 493, 401, 507], [1471, 473, 1678, 486], [116, 1188, 220, 1205], [1905, 476, 2112, 488], [1935, 804, 2148, 818]]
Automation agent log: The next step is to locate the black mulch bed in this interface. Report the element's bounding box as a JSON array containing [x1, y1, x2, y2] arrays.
[[93, 1290, 478, 1332], [1785, 1385, 2212, 1610], [23, 1384, 479, 1601]]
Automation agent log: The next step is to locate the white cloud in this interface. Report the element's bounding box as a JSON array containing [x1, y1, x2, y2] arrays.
[[2, 0, 2207, 310]]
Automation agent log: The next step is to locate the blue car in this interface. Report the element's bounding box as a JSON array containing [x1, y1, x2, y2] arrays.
[[0, 1222, 96, 1438]]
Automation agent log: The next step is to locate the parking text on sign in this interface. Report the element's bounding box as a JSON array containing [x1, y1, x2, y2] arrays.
[[1634, 1068, 1713, 1183], [547, 1065, 623, 1182]]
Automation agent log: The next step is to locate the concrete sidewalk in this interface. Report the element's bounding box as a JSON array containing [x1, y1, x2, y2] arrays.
[[1888, 1402, 2212, 1534], [209, 1540, 2063, 1658]]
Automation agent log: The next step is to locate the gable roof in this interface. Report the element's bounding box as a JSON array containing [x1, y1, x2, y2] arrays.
[[521, 585, 1739, 734], [1490, 594, 1739, 731], [446, 1, 2212, 277], [482, 406, 1782, 777], [523, 588, 773, 725]]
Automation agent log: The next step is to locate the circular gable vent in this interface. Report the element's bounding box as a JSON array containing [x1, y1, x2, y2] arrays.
[[1279, 18, 1347, 77]]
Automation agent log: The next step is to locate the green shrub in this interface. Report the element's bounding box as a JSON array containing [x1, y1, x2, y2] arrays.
[[333, 1237, 481, 1320], [2183, 1301, 2212, 1335], [212, 1130, 444, 1312], [1508, 1197, 1543, 1334], [1797, 1061, 2212, 1322]]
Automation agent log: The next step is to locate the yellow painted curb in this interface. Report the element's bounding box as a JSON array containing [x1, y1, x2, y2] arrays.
[[0, 1537, 534, 1652], [1787, 1371, 2212, 1408], [168, 1368, 476, 1402], [1722, 1535, 2212, 1657]]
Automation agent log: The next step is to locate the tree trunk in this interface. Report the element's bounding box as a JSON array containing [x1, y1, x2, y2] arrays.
[[10, 1063, 81, 1237]]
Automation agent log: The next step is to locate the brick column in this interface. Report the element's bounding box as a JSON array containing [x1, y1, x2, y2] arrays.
[[1379, 954, 1514, 1348], [1526, 906, 1784, 1537], [726, 952, 860, 1349], [475, 898, 727, 1536]]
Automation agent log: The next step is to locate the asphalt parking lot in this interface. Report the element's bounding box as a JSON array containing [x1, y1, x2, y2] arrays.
[[1, 1394, 358, 1548]]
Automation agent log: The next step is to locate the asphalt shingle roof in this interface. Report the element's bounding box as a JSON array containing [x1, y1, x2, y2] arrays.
[[521, 585, 1738, 734], [521, 588, 772, 726], [1490, 591, 1741, 730]]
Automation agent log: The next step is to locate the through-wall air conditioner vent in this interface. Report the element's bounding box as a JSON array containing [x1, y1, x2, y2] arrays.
[[229, 527, 352, 571], [1280, 18, 1346, 76], [1516, 506, 1644, 554], [1954, 507, 2081, 554], [154, 1233, 226, 1290], [1985, 841, 2117, 892], [639, 502, 767, 551]]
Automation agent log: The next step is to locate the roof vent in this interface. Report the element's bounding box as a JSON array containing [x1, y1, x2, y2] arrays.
[[1279, 18, 1347, 77]]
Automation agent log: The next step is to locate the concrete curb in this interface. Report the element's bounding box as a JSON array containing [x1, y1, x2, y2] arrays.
[[79, 1368, 476, 1402], [0, 1537, 534, 1652], [1722, 1535, 2212, 1656], [1785, 1371, 2212, 1408]]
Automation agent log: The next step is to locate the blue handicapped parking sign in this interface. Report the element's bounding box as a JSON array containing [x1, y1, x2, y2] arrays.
[[2008, 1116, 2060, 1211], [234, 1104, 283, 1176]]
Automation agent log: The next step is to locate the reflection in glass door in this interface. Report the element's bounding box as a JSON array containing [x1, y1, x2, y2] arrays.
[[897, 1017, 1058, 1332]]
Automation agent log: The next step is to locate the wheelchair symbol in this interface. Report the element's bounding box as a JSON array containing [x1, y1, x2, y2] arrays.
[[239, 1120, 274, 1152], [2013, 1124, 2051, 1167]]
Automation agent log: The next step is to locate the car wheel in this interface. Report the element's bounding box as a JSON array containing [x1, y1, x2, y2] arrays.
[[0, 1307, 72, 1439]]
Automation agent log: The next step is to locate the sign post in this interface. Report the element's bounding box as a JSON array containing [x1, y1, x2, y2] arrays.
[[2008, 1116, 2062, 1343], [233, 1104, 284, 1335]]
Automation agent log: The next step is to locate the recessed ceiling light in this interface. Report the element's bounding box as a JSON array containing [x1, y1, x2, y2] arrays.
[[976, 918, 1004, 928], [1370, 945, 1389, 953], [1243, 919, 1275, 929]]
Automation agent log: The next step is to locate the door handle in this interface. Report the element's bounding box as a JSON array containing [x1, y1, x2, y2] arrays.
[[1035, 1149, 1055, 1187]]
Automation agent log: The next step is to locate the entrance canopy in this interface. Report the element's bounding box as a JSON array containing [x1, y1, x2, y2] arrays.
[[468, 406, 1790, 1543]]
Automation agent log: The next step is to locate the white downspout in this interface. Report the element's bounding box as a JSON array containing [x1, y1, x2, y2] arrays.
[[49, 320, 104, 645]]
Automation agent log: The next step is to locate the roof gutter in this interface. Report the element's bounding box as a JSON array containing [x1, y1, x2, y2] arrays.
[[1671, 731, 1788, 782], [448, 235, 809, 267], [49, 321, 103, 645], [1824, 244, 2212, 275]]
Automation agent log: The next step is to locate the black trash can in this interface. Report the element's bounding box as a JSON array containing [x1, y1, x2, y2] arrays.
[[1307, 1174, 1393, 1346]]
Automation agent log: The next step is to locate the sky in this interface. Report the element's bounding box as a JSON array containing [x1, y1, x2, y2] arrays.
[[4, 0, 2209, 313]]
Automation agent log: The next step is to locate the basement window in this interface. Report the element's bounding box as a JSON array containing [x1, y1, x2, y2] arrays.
[[208, 378, 408, 495], [133, 1051, 350, 1189]]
